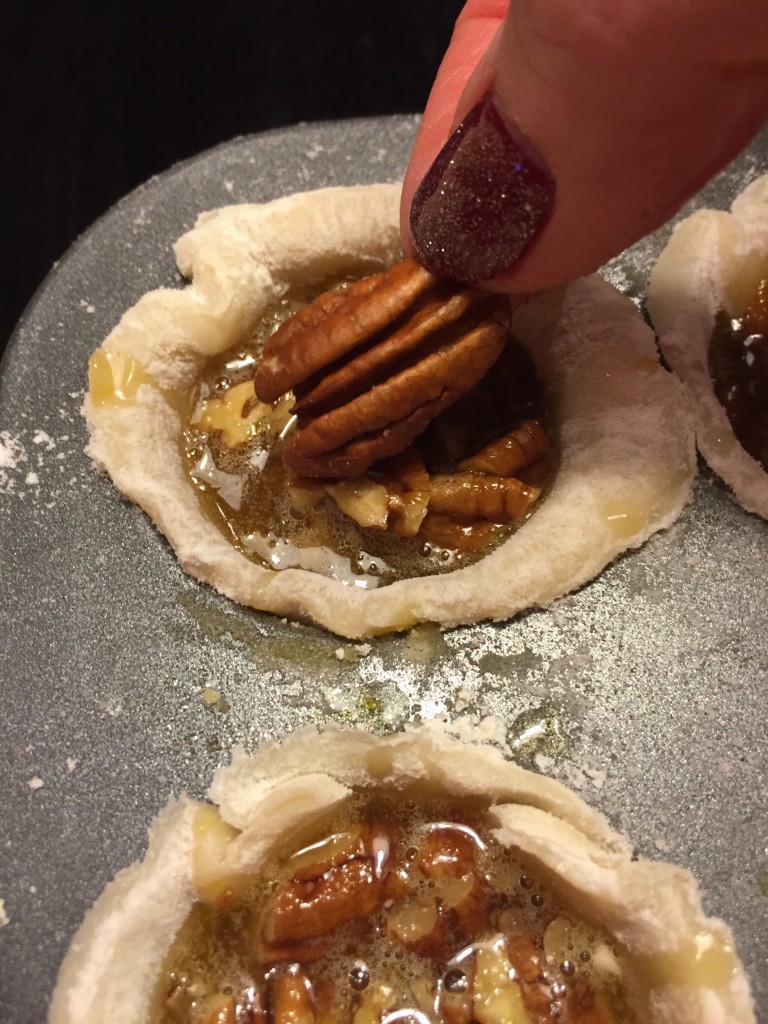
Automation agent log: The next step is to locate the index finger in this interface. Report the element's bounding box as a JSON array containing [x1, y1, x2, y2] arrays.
[[400, 1, 509, 243]]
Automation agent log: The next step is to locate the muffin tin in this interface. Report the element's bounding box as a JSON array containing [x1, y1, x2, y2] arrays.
[[0, 116, 766, 1023]]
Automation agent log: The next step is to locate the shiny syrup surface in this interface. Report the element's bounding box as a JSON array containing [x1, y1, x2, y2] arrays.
[[183, 282, 552, 587], [710, 277, 768, 470], [152, 798, 636, 1024]]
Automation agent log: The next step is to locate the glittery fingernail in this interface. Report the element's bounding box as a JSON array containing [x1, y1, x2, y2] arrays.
[[409, 91, 555, 283]]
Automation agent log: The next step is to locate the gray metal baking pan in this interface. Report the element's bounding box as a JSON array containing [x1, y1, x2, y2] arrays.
[[0, 116, 766, 1023]]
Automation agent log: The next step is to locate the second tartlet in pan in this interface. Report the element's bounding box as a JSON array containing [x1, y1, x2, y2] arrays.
[[647, 173, 768, 518]]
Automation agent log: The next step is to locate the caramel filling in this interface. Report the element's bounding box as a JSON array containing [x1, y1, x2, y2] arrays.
[[183, 276, 554, 587], [153, 801, 636, 1024], [710, 275, 768, 470]]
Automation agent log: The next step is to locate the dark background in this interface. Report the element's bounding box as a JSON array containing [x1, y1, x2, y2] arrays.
[[1, 0, 463, 355]]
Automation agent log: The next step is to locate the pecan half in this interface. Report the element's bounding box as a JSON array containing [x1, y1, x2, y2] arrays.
[[429, 474, 540, 523], [256, 260, 436, 404], [418, 515, 500, 553], [458, 420, 550, 477], [254, 259, 510, 478], [265, 858, 382, 946], [270, 970, 316, 1024], [262, 825, 389, 948]]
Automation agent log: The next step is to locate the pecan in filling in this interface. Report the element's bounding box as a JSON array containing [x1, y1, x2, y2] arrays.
[[153, 802, 632, 1024], [184, 260, 554, 586]]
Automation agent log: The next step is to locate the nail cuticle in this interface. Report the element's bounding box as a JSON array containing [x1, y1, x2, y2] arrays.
[[409, 91, 555, 283]]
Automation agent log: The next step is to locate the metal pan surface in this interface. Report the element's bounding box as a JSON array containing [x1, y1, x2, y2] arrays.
[[0, 116, 766, 1023]]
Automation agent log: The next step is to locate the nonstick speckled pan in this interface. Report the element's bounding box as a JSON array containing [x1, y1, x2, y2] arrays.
[[1, 116, 767, 1024]]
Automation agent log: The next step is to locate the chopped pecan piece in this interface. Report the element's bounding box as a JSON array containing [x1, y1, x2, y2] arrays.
[[417, 825, 482, 878], [458, 420, 550, 477], [516, 455, 554, 487], [418, 827, 489, 941], [429, 474, 540, 523], [270, 969, 316, 1024], [419, 515, 500, 553], [262, 825, 389, 947], [200, 993, 236, 1024], [259, 938, 335, 965], [371, 447, 431, 537], [323, 479, 390, 530], [506, 933, 554, 1019], [254, 259, 510, 478], [265, 858, 383, 945], [165, 975, 195, 1023], [567, 981, 617, 1024]]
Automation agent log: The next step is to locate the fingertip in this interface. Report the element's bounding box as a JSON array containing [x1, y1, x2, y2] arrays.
[[400, 1, 508, 248], [405, 0, 768, 293]]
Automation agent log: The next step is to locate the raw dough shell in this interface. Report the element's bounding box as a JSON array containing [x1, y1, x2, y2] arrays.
[[647, 173, 768, 518], [49, 725, 755, 1024], [84, 184, 696, 637]]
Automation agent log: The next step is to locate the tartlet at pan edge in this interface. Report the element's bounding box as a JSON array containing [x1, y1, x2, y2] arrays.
[[84, 184, 696, 638], [49, 724, 754, 1024], [647, 172, 768, 518]]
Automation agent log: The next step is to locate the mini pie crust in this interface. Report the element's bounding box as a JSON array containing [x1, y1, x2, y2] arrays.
[[49, 725, 755, 1024], [647, 173, 768, 518], [84, 184, 695, 637]]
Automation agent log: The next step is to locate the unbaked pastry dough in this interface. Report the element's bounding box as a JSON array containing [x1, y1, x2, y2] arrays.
[[84, 184, 695, 637], [647, 173, 768, 518], [49, 725, 754, 1024]]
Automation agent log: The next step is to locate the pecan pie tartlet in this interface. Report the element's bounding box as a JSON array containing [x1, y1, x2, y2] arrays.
[[648, 172, 768, 518], [84, 184, 695, 636], [50, 727, 755, 1024]]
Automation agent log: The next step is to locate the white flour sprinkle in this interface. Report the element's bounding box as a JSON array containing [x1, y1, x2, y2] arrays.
[[0, 432, 26, 492], [26, 777, 44, 790], [32, 430, 55, 450]]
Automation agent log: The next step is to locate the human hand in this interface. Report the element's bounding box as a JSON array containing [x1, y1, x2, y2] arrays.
[[401, 0, 768, 293]]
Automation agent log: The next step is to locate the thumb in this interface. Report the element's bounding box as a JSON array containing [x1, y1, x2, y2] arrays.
[[402, 0, 768, 293]]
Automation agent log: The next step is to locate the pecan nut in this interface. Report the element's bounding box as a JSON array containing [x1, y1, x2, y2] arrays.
[[269, 970, 315, 1024], [254, 259, 510, 478], [265, 857, 383, 945], [429, 474, 541, 523], [458, 420, 549, 477]]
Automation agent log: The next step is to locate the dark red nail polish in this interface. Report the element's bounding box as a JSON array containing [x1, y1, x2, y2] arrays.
[[409, 92, 555, 283]]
